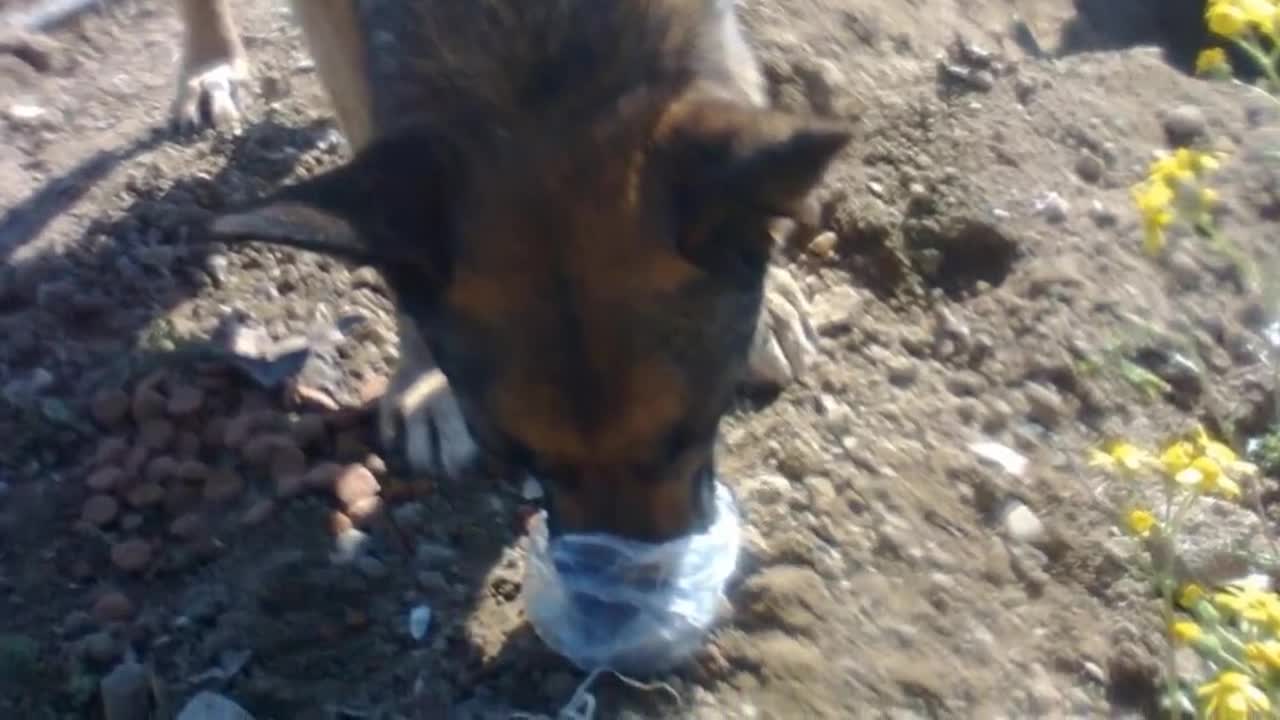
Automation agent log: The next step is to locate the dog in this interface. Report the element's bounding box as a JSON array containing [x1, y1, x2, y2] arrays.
[[173, 0, 850, 542]]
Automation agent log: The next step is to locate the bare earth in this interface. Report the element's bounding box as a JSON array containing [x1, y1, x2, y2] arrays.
[[2, 0, 1278, 718]]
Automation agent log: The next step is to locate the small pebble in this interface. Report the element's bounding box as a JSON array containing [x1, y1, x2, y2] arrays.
[[290, 383, 340, 412], [138, 419, 175, 451], [1163, 104, 1207, 147], [166, 384, 205, 417], [346, 496, 383, 527], [1024, 383, 1067, 427], [82, 630, 121, 665], [130, 386, 167, 422], [241, 498, 275, 526], [1000, 501, 1047, 545], [120, 513, 145, 532], [176, 460, 211, 483], [91, 389, 131, 428], [290, 414, 329, 448], [93, 437, 130, 466], [125, 483, 165, 510], [82, 494, 120, 527], [334, 465, 381, 508], [169, 512, 209, 541], [86, 467, 124, 492], [222, 414, 257, 450], [144, 456, 181, 484], [363, 453, 388, 477], [110, 539, 153, 573], [355, 555, 389, 580], [304, 462, 344, 491], [242, 434, 294, 469], [1074, 153, 1103, 184], [91, 591, 135, 624], [203, 469, 246, 504], [275, 472, 306, 498]]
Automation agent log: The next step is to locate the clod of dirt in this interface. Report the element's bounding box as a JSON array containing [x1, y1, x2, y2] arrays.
[[86, 467, 124, 493], [333, 465, 380, 509], [110, 539, 153, 573], [81, 494, 119, 527], [91, 389, 130, 428], [735, 565, 832, 635], [90, 591, 135, 625]]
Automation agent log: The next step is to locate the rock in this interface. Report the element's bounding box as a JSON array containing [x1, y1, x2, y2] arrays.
[[175, 691, 255, 720], [169, 513, 209, 541], [1163, 104, 1207, 147], [176, 460, 211, 483], [886, 356, 920, 387], [130, 386, 167, 422], [111, 539, 153, 573], [241, 499, 275, 526], [82, 494, 120, 527], [999, 501, 1046, 545], [87, 467, 125, 492], [290, 414, 329, 448], [269, 445, 307, 485], [355, 555, 389, 580], [521, 476, 544, 501], [222, 414, 257, 450], [345, 496, 383, 527], [91, 591, 135, 625], [1034, 192, 1069, 224], [1075, 153, 1103, 184], [333, 430, 371, 462], [91, 389, 131, 428], [241, 434, 293, 469], [1023, 383, 1066, 427], [137, 419, 175, 452], [362, 453, 388, 477], [125, 483, 165, 510], [166, 385, 205, 417], [331, 527, 370, 565], [740, 473, 792, 506], [275, 471, 305, 498], [94, 437, 131, 466], [304, 462, 343, 492], [333, 465, 380, 508], [82, 630, 122, 665], [175, 431, 202, 460], [203, 469, 245, 504], [144, 456, 181, 484], [120, 513, 145, 532], [99, 659, 153, 720]]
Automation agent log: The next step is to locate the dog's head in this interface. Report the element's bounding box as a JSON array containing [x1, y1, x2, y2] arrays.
[[211, 89, 849, 542]]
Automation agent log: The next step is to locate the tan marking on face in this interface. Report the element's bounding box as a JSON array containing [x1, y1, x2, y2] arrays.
[[493, 359, 687, 464]]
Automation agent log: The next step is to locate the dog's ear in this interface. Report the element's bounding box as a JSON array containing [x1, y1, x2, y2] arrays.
[[654, 97, 850, 262], [209, 130, 459, 283]]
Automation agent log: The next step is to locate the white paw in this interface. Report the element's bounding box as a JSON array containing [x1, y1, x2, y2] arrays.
[[378, 368, 479, 480], [745, 267, 817, 389], [171, 60, 248, 134]]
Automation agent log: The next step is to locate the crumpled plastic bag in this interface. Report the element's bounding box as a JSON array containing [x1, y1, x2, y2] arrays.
[[521, 481, 741, 675]]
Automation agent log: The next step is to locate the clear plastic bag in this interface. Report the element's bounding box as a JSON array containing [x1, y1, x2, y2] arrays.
[[521, 481, 742, 675]]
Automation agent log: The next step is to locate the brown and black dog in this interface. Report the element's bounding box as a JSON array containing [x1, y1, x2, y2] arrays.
[[173, 0, 850, 542]]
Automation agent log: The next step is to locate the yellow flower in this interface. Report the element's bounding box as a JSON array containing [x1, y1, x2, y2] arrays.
[[1197, 670, 1272, 719], [1196, 426, 1261, 479], [1196, 47, 1232, 75], [1090, 441, 1155, 473], [1214, 585, 1280, 625], [1175, 456, 1242, 499], [1246, 640, 1280, 672], [1170, 620, 1204, 645], [1161, 440, 1198, 476], [1180, 583, 1206, 609], [1208, 1, 1250, 38], [1124, 509, 1158, 538]]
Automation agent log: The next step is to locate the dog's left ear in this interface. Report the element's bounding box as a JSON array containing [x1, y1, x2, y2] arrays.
[[209, 129, 460, 283]]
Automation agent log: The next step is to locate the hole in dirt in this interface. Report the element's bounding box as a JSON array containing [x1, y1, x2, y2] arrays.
[[903, 217, 1019, 298]]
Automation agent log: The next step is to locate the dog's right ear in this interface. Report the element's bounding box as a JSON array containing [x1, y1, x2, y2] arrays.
[[209, 129, 459, 285]]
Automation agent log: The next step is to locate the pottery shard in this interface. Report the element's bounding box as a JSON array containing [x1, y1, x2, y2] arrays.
[[110, 539, 152, 573], [81, 494, 120, 527], [165, 384, 205, 417], [90, 389, 130, 428], [86, 467, 124, 493], [334, 465, 380, 508]]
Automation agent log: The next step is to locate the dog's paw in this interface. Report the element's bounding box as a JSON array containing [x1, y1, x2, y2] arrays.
[[745, 267, 817, 390], [377, 368, 479, 480], [171, 60, 248, 134]]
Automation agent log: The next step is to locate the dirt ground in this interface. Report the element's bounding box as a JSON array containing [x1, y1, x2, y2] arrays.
[[2, 0, 1278, 718]]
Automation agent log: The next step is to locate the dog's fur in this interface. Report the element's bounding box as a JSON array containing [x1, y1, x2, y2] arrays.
[[174, 0, 850, 541]]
